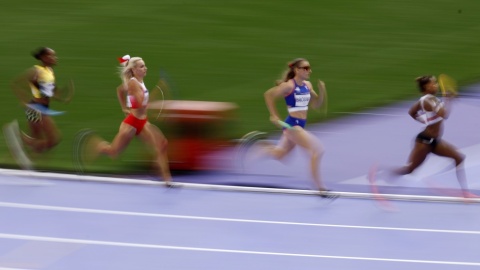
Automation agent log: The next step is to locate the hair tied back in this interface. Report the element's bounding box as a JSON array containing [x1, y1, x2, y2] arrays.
[[118, 54, 131, 66]]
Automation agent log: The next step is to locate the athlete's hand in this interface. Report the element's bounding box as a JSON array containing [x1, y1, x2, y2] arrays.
[[63, 79, 75, 104], [444, 90, 457, 99], [317, 79, 326, 93], [270, 115, 281, 127], [122, 108, 130, 115]]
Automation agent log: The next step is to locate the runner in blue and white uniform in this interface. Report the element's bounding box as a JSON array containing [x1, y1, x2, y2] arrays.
[[264, 58, 336, 198]]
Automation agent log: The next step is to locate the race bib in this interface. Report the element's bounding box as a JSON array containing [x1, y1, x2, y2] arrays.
[[294, 93, 310, 107]]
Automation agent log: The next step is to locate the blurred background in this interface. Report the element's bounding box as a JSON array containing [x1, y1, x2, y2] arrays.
[[1, 0, 480, 175]]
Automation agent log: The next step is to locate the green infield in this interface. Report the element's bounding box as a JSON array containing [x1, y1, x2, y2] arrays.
[[1, 0, 479, 173]]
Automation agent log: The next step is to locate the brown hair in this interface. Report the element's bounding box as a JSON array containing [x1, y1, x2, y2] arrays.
[[276, 58, 307, 85]]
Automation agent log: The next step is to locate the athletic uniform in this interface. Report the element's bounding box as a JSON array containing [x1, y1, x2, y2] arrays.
[[283, 79, 310, 128], [123, 78, 149, 135], [415, 94, 444, 148], [26, 65, 55, 122]]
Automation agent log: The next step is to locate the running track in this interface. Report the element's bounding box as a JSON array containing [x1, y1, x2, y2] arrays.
[[0, 87, 479, 269]]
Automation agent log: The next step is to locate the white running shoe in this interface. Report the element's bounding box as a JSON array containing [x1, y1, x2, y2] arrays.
[[3, 120, 33, 170]]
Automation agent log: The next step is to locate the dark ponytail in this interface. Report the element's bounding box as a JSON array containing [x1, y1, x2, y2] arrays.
[[32, 47, 50, 60], [415, 75, 434, 92]]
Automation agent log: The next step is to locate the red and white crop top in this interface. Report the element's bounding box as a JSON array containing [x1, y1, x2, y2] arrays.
[[126, 78, 149, 109]]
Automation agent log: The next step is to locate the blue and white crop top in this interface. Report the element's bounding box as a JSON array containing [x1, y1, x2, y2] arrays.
[[126, 78, 149, 109], [416, 94, 444, 125], [284, 80, 311, 113]]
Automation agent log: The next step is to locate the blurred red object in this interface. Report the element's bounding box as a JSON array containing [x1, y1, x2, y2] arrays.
[[148, 100, 238, 171]]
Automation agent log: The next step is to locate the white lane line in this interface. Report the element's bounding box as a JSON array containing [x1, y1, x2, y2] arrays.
[[0, 268, 36, 270], [333, 112, 404, 117], [0, 169, 158, 186], [0, 202, 479, 235], [1, 168, 479, 203], [0, 233, 479, 266]]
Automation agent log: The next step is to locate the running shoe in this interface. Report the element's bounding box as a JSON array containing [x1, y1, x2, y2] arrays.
[[3, 120, 33, 170], [368, 164, 396, 210], [318, 189, 340, 200]]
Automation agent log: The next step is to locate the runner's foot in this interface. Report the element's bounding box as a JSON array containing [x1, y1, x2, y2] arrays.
[[3, 120, 33, 170]]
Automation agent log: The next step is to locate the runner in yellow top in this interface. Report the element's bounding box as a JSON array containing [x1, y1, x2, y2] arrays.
[[3, 47, 74, 169]]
